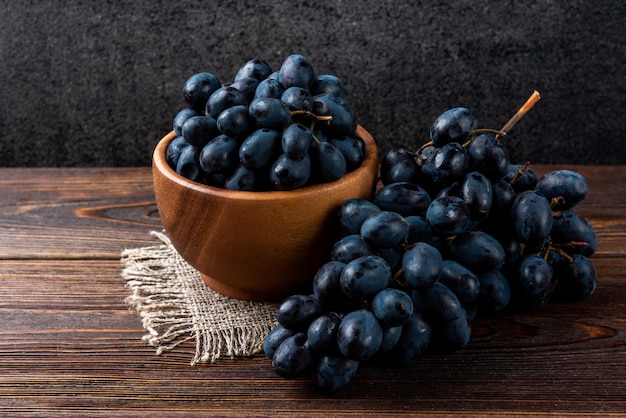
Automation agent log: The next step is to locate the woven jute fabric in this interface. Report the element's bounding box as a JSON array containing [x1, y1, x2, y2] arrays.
[[121, 230, 279, 365]]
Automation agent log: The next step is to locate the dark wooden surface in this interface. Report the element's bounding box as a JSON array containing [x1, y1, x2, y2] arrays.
[[1, 166, 625, 417]]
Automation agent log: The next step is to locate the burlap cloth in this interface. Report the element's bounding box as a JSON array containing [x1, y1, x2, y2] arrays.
[[121, 230, 279, 365]]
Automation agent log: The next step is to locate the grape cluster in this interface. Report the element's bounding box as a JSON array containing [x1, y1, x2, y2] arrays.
[[166, 54, 365, 191], [264, 92, 598, 393]]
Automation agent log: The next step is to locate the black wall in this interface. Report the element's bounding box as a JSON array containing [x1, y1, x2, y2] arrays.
[[1, 1, 624, 166]]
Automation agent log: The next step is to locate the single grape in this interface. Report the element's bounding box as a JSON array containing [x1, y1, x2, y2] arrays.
[[511, 190, 553, 249], [337, 309, 383, 361], [551, 210, 597, 256], [175, 144, 202, 182], [198, 134, 239, 174], [536, 169, 589, 210], [269, 153, 311, 191], [338, 199, 381, 235], [382, 156, 421, 185], [205, 86, 248, 119], [282, 123, 313, 159], [312, 261, 347, 304], [340, 255, 392, 300], [239, 128, 282, 170], [234, 58, 272, 82], [383, 311, 432, 367], [426, 196, 471, 237], [311, 74, 345, 97], [458, 171, 493, 223], [329, 135, 365, 172], [421, 142, 469, 187], [360, 211, 409, 249], [275, 294, 323, 331], [405, 215, 439, 247], [311, 93, 357, 136], [312, 141, 348, 182], [254, 77, 284, 99], [249, 97, 292, 131], [412, 282, 465, 322], [279, 54, 315, 90], [223, 165, 258, 191], [436, 313, 472, 351], [429, 107, 476, 147], [378, 325, 403, 353], [173, 108, 200, 136], [374, 182, 432, 217], [181, 115, 220, 147], [307, 311, 342, 353], [311, 354, 359, 394], [272, 332, 315, 378], [371, 288, 414, 328], [502, 163, 538, 194], [166, 136, 190, 169], [438, 260, 481, 305], [467, 133, 510, 181], [515, 254, 556, 309], [329, 234, 375, 264], [449, 230, 505, 272], [216, 104, 255, 139], [281, 86, 313, 111], [182, 72, 221, 112], [229, 76, 259, 102], [477, 270, 511, 312], [402, 242, 444, 290], [556, 253, 597, 301]]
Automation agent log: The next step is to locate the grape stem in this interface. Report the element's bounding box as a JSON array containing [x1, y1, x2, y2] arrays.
[[497, 90, 541, 139]]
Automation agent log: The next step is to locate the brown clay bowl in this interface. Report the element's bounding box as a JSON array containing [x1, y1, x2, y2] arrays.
[[152, 125, 379, 302]]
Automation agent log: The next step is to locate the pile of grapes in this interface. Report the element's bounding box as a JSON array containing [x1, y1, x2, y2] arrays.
[[165, 54, 366, 191], [264, 92, 599, 393]]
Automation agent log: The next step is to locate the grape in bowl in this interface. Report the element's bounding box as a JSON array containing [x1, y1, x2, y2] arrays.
[[152, 126, 378, 302]]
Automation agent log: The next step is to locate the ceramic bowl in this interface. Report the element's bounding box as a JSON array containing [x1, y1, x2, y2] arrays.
[[152, 126, 379, 302]]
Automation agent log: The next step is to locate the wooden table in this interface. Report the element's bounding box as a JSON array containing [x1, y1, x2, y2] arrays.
[[1, 166, 625, 417]]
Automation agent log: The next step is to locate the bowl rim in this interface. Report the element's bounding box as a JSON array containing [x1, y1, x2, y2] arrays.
[[153, 125, 379, 201]]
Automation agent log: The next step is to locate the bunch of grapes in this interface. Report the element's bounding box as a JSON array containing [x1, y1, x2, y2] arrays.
[[166, 54, 366, 191], [264, 91, 598, 393]]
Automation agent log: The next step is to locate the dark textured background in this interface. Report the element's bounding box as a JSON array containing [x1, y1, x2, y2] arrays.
[[1, 1, 624, 167]]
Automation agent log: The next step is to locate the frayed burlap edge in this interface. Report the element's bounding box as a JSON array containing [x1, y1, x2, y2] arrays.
[[121, 230, 278, 365]]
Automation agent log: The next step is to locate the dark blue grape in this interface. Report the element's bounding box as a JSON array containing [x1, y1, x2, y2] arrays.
[[337, 309, 383, 361], [467, 133, 509, 181], [166, 136, 190, 169], [275, 294, 323, 331], [311, 354, 359, 394], [556, 254, 597, 301], [338, 199, 381, 235], [439, 260, 480, 305], [223, 165, 258, 191], [239, 128, 281, 169], [254, 77, 285, 99], [312, 93, 357, 136], [491, 178, 516, 215], [429, 107, 476, 147], [536, 169, 589, 210], [502, 163, 538, 194], [248, 97, 291, 131], [405, 215, 438, 246], [383, 312, 432, 367], [264, 325, 297, 359], [205, 86, 248, 119], [307, 312, 342, 353], [216, 104, 254, 139], [371, 288, 414, 327], [412, 282, 464, 322], [175, 144, 202, 182], [272, 332, 314, 378], [198, 134, 239, 174], [269, 153, 311, 190], [329, 234, 375, 264], [229, 76, 259, 102], [312, 261, 347, 304], [551, 210, 597, 256], [281, 86, 313, 111], [421, 142, 469, 187], [515, 254, 556, 309], [311, 74, 345, 97], [340, 255, 391, 300], [458, 171, 493, 223], [279, 54, 315, 90], [402, 242, 443, 290], [449, 231, 505, 272], [511, 190, 553, 249], [378, 325, 403, 353], [382, 156, 421, 185], [329, 136, 365, 172], [360, 211, 409, 249], [313, 141, 347, 182], [477, 270, 511, 312], [181, 115, 220, 147], [437, 313, 471, 351], [380, 148, 414, 180], [234, 58, 272, 82], [173, 108, 200, 136], [426, 196, 471, 237], [281, 123, 312, 159], [182, 72, 221, 112], [374, 182, 432, 217]]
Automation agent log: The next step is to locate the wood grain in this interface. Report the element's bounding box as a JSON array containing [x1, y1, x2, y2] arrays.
[[1, 166, 626, 416]]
